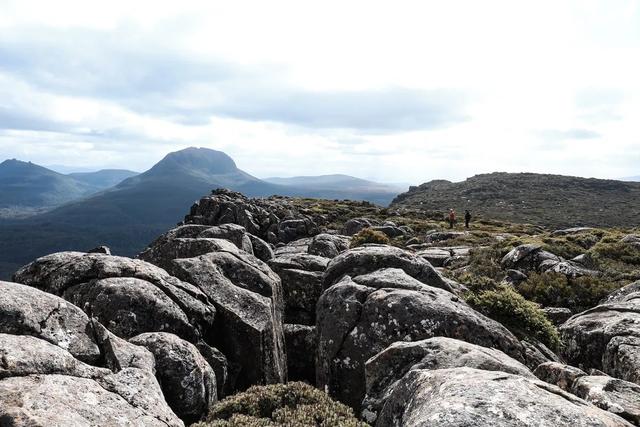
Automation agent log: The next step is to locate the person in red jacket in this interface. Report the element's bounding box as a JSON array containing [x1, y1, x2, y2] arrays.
[[448, 209, 456, 229]]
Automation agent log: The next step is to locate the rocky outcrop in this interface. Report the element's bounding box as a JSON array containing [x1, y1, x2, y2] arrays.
[[323, 244, 457, 293], [283, 324, 316, 384], [268, 253, 329, 325], [425, 230, 468, 243], [376, 367, 631, 427], [130, 332, 217, 424], [13, 252, 215, 344], [362, 337, 534, 423], [183, 189, 318, 244], [316, 268, 525, 410], [0, 281, 183, 426], [572, 375, 640, 425]]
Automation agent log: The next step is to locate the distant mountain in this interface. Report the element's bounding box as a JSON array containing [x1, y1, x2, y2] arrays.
[[264, 174, 406, 205], [69, 169, 138, 189], [621, 176, 640, 182], [391, 172, 640, 228], [2, 147, 401, 278], [0, 159, 98, 218]]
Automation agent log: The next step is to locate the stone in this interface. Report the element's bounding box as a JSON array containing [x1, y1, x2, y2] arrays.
[[308, 233, 350, 258], [560, 301, 640, 383], [130, 332, 217, 424], [552, 227, 596, 236], [0, 374, 184, 427], [533, 362, 587, 391], [12, 252, 215, 344], [425, 231, 467, 243], [170, 252, 287, 391], [196, 341, 229, 398], [416, 248, 451, 267], [316, 269, 525, 410], [362, 337, 534, 422], [277, 217, 319, 243], [505, 268, 528, 285], [323, 245, 456, 293], [501, 244, 562, 272], [342, 218, 375, 236], [269, 253, 328, 325], [64, 277, 201, 342], [283, 324, 316, 384], [376, 367, 630, 427], [0, 281, 101, 363], [0, 333, 109, 380], [372, 225, 406, 238], [572, 375, 640, 425]]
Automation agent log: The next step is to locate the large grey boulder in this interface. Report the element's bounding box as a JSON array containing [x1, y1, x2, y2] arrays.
[[501, 244, 562, 272], [342, 218, 375, 236], [416, 248, 451, 267], [0, 373, 183, 427], [362, 337, 534, 423], [308, 233, 350, 258], [376, 367, 631, 427], [64, 277, 201, 341], [572, 376, 640, 425], [0, 333, 109, 380], [170, 251, 287, 391], [12, 252, 215, 344], [139, 223, 274, 263], [560, 300, 640, 383], [534, 362, 588, 391], [0, 282, 183, 426], [269, 253, 329, 325], [316, 268, 525, 410], [601, 281, 640, 305], [323, 244, 457, 293], [130, 332, 217, 424], [0, 280, 101, 363]]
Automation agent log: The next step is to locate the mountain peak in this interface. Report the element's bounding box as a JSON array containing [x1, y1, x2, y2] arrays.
[[149, 147, 239, 177]]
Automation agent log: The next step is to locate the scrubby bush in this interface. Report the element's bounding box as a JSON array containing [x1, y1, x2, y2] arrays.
[[518, 272, 623, 313], [463, 280, 560, 351], [193, 382, 367, 427], [586, 238, 640, 281], [466, 244, 509, 281], [350, 227, 390, 247]]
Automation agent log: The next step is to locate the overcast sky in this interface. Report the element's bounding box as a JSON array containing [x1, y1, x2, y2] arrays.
[[0, 1, 639, 183]]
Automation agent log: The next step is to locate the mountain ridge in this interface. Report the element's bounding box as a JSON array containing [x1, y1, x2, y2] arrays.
[[392, 171, 640, 228]]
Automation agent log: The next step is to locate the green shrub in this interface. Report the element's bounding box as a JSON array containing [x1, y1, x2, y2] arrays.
[[350, 227, 390, 248], [193, 382, 367, 427], [463, 281, 560, 351], [518, 272, 623, 313], [466, 244, 509, 281]]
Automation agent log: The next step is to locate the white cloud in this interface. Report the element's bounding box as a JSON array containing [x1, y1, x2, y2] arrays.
[[0, 0, 639, 182]]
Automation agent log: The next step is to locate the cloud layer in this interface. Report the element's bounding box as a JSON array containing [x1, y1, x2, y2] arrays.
[[0, 0, 639, 183]]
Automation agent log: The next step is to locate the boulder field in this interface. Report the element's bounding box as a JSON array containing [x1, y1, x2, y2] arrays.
[[2, 189, 638, 426]]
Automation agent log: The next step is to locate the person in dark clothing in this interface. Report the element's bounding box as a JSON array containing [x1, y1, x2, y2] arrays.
[[464, 210, 471, 228]]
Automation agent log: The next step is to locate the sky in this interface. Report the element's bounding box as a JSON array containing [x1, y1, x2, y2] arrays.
[[0, 0, 639, 183]]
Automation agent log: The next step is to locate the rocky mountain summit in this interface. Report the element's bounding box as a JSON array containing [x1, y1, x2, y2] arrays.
[[2, 188, 640, 426]]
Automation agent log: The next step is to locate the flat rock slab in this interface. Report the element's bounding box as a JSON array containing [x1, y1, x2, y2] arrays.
[[377, 367, 631, 427]]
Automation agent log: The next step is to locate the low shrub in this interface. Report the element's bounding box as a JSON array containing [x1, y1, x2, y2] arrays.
[[193, 382, 367, 427], [350, 227, 390, 247], [463, 279, 560, 351], [518, 272, 623, 313]]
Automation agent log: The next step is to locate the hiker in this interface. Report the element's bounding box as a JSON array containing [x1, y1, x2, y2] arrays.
[[465, 210, 471, 228], [448, 209, 456, 229]]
